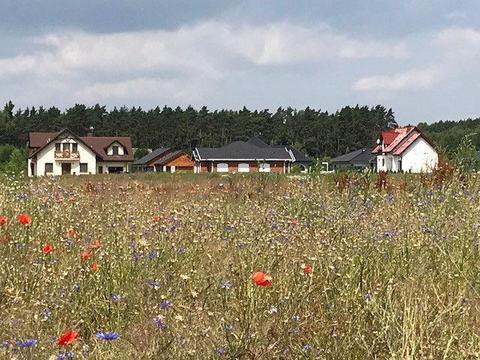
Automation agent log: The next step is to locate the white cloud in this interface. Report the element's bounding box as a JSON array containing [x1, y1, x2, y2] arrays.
[[0, 21, 408, 80], [0, 21, 409, 105], [353, 26, 480, 93], [353, 67, 442, 91], [446, 10, 467, 20]]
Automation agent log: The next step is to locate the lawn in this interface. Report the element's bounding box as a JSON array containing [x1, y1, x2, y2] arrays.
[[0, 172, 479, 359]]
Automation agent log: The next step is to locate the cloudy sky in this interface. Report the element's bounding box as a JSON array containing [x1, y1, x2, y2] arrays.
[[1, 0, 479, 124]]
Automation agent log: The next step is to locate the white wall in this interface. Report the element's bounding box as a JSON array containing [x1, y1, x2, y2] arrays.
[[401, 138, 438, 173], [106, 142, 125, 155], [31, 139, 97, 176]]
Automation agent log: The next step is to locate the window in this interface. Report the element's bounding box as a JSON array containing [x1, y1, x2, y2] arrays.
[[98, 166, 103, 174], [216, 163, 228, 173], [55, 143, 61, 152], [259, 163, 270, 173], [112, 145, 119, 155], [62, 143, 70, 152], [45, 163, 53, 174], [72, 143, 78, 152], [381, 158, 385, 167], [238, 163, 250, 173], [80, 163, 88, 173]]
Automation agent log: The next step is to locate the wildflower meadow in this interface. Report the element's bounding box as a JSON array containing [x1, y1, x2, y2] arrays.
[[1, 172, 480, 359]]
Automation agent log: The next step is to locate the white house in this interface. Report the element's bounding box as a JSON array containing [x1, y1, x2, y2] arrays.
[[372, 126, 438, 173], [27, 129, 133, 176]]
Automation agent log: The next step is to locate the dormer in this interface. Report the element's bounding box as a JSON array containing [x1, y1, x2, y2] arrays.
[[106, 141, 126, 156]]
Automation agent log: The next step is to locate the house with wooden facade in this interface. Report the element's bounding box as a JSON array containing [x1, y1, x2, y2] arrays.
[[133, 148, 194, 172], [27, 129, 133, 176], [193, 137, 310, 174]]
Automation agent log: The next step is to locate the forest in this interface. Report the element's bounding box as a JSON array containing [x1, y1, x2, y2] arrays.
[[0, 101, 395, 158], [0, 100, 478, 169]]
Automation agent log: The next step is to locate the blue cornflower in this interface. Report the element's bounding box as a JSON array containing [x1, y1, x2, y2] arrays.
[[146, 279, 160, 290], [223, 324, 233, 332], [148, 250, 158, 260], [111, 293, 122, 302], [237, 242, 246, 249], [291, 314, 300, 322], [363, 291, 373, 302], [41, 308, 51, 321], [177, 246, 186, 254], [1, 340, 10, 348], [143, 228, 152, 238], [225, 224, 235, 232], [16, 339, 38, 348], [153, 317, 167, 330], [131, 252, 140, 262], [302, 344, 311, 352], [56, 351, 74, 360], [65, 239, 73, 246], [160, 299, 172, 309], [220, 280, 232, 290], [95, 332, 119, 341], [215, 347, 226, 355]]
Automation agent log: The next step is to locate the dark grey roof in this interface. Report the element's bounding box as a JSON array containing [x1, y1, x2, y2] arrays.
[[133, 147, 170, 165], [247, 137, 269, 148], [153, 150, 184, 166], [287, 146, 310, 162], [271, 144, 311, 162], [195, 141, 293, 161], [331, 148, 375, 164]]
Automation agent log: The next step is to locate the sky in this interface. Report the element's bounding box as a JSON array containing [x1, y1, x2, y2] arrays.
[[0, 0, 479, 124]]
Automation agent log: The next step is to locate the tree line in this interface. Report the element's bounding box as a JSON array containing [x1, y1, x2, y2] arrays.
[[1, 100, 479, 173], [0, 101, 396, 158]]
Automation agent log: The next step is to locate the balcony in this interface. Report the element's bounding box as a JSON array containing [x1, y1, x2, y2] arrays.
[[55, 151, 80, 160]]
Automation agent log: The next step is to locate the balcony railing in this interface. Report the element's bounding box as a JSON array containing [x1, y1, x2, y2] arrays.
[[55, 151, 80, 160]]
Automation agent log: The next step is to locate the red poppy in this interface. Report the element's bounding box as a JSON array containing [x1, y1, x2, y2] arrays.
[[90, 262, 98, 271], [302, 264, 313, 275], [252, 271, 272, 287], [291, 218, 298, 226], [57, 329, 78, 346], [152, 215, 161, 223], [80, 250, 92, 261], [0, 216, 7, 226], [17, 213, 31, 225], [42, 243, 54, 255], [90, 239, 101, 250]]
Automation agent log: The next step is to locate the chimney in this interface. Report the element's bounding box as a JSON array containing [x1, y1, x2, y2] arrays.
[[87, 126, 94, 137]]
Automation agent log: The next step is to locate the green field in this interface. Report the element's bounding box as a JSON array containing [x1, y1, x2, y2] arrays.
[[0, 172, 479, 359]]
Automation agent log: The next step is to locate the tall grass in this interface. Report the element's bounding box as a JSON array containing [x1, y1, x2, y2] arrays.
[[0, 172, 479, 359]]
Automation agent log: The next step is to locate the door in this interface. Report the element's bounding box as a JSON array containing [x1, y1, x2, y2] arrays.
[[61, 163, 71, 175]]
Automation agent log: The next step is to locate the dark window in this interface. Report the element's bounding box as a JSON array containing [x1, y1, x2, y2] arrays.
[[381, 158, 385, 166], [112, 146, 119, 155], [45, 163, 53, 174], [62, 143, 70, 152], [98, 166, 103, 174], [55, 143, 61, 152], [80, 163, 88, 173], [72, 143, 78, 152]]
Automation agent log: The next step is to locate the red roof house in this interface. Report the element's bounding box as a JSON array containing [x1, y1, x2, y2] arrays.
[[373, 126, 438, 173]]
